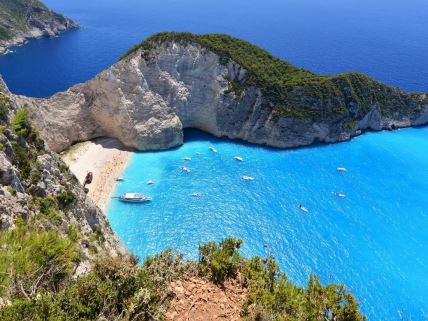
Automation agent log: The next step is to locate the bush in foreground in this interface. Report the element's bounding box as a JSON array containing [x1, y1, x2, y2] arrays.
[[0, 237, 365, 321]]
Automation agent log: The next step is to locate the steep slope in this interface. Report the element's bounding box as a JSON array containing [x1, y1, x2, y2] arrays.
[[20, 32, 428, 153], [0, 0, 77, 54], [0, 78, 125, 275]]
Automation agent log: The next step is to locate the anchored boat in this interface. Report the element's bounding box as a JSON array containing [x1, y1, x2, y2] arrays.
[[299, 205, 309, 213], [208, 146, 217, 153], [119, 193, 152, 203], [241, 175, 254, 181], [181, 166, 191, 173], [234, 156, 244, 162]]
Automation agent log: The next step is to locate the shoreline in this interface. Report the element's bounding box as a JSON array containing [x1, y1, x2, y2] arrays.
[[61, 137, 133, 212]]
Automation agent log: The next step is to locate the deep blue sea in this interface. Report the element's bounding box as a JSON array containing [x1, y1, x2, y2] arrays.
[[1, 0, 427, 320]]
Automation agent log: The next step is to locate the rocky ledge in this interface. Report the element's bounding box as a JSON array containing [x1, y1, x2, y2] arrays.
[[0, 0, 78, 54], [14, 32, 428, 152], [0, 79, 125, 273]]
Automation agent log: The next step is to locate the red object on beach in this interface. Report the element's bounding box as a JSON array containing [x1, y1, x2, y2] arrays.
[[84, 172, 93, 185]]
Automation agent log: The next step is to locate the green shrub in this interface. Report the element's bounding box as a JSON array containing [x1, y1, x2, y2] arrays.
[[0, 220, 79, 300], [0, 239, 366, 321], [7, 186, 17, 196], [198, 237, 243, 284], [35, 196, 62, 225], [0, 94, 9, 122], [242, 256, 365, 321], [12, 108, 31, 138], [56, 187, 76, 208]]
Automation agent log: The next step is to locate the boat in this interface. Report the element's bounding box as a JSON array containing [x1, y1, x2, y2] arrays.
[[234, 156, 244, 162], [119, 193, 152, 203], [299, 205, 309, 213], [192, 192, 201, 197], [241, 175, 254, 181], [181, 166, 191, 173], [147, 180, 155, 185], [336, 192, 346, 198], [183, 157, 192, 161], [115, 177, 124, 182], [208, 146, 218, 153], [336, 167, 347, 172], [196, 152, 202, 156]]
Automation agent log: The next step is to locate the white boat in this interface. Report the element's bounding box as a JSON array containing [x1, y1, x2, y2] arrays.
[[299, 205, 309, 213], [208, 146, 218, 153], [119, 193, 152, 203], [336, 167, 347, 172], [234, 156, 244, 162], [181, 166, 191, 173], [115, 177, 124, 182], [183, 157, 192, 161], [147, 180, 155, 185], [241, 175, 254, 181], [192, 192, 201, 197], [336, 192, 346, 198]]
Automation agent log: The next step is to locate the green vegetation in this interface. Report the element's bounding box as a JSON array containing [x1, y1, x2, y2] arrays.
[[121, 32, 427, 121], [0, 93, 9, 123], [0, 0, 61, 41], [10, 109, 45, 179], [0, 219, 79, 300], [0, 237, 365, 321], [198, 238, 243, 284]]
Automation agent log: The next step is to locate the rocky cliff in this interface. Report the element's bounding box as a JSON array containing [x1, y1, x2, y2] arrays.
[[15, 32, 428, 152], [0, 79, 125, 275], [0, 0, 77, 54]]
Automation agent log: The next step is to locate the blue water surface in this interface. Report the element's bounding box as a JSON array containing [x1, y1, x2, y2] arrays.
[[0, 0, 427, 97], [0, 0, 427, 320], [108, 128, 428, 321]]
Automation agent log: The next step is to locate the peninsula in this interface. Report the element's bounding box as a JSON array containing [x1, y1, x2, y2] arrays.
[[0, 0, 77, 54], [12, 32, 427, 154]]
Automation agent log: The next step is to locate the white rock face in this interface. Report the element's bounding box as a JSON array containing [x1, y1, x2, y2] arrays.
[[21, 41, 428, 152]]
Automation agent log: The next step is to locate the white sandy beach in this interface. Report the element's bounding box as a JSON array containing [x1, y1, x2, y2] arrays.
[[61, 138, 132, 212]]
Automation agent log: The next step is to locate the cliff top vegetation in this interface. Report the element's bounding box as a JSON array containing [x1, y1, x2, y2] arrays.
[[122, 32, 427, 120]]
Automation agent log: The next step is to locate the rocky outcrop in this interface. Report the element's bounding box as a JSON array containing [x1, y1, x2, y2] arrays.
[[0, 83, 125, 264], [0, 0, 78, 54], [12, 33, 428, 152]]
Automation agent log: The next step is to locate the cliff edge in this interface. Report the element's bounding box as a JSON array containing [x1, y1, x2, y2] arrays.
[[18, 32, 428, 152], [0, 0, 78, 54]]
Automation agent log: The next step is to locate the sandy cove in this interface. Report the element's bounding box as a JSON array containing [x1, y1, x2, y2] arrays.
[[61, 138, 132, 212]]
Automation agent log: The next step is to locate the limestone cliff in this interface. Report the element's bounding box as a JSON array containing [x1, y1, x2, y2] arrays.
[[0, 79, 125, 274], [17, 32, 428, 152], [0, 0, 77, 54]]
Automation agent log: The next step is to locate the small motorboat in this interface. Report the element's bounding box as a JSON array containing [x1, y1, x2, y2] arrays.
[[208, 146, 218, 153], [234, 156, 244, 162], [181, 166, 191, 173], [196, 152, 202, 156], [336, 167, 347, 172], [192, 192, 201, 197], [183, 157, 192, 161], [119, 193, 152, 203], [299, 205, 309, 213], [241, 175, 254, 181], [147, 180, 155, 185], [115, 177, 124, 182], [336, 192, 346, 198]]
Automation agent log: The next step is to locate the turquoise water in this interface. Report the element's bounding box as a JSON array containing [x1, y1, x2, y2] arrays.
[[108, 128, 428, 321]]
